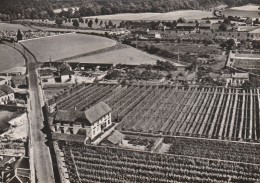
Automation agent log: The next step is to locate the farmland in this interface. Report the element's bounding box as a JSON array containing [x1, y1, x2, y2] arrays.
[[65, 46, 167, 65], [222, 4, 260, 18], [0, 44, 25, 72], [20, 33, 116, 62], [58, 141, 260, 183], [228, 52, 260, 75], [85, 10, 213, 21], [51, 84, 260, 142]]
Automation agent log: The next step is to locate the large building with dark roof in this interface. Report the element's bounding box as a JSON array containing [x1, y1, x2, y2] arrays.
[[0, 84, 15, 105], [51, 101, 112, 139]]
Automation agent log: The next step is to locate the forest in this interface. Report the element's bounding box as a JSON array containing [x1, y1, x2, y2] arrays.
[[0, 0, 260, 20]]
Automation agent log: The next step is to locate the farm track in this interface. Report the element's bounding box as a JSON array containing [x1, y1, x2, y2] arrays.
[[51, 84, 260, 142]]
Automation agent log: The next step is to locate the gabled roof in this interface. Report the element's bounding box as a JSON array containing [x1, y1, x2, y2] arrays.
[[54, 102, 111, 124], [55, 110, 85, 122], [60, 68, 74, 76], [58, 62, 71, 71], [0, 84, 14, 97], [52, 133, 87, 143], [106, 130, 124, 145], [84, 102, 111, 124]]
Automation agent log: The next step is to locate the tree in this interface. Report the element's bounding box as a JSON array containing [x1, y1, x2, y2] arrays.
[[88, 19, 93, 28], [108, 20, 113, 27], [16, 29, 23, 41], [226, 39, 236, 50], [85, 19, 88, 24], [95, 18, 99, 24], [177, 17, 186, 23], [72, 19, 79, 27], [55, 18, 63, 27], [79, 17, 84, 23], [99, 20, 103, 26]]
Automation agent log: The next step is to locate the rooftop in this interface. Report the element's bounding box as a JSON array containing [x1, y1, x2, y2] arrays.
[[0, 84, 14, 97], [55, 102, 111, 124]]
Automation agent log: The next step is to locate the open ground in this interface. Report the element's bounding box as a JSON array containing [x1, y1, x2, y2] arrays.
[[20, 33, 117, 62], [0, 44, 25, 72], [84, 10, 213, 21], [0, 22, 36, 31]]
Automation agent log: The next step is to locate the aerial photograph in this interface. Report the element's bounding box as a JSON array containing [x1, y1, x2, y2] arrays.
[[1, 0, 260, 182]]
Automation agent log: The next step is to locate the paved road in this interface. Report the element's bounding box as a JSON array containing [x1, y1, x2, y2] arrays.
[[13, 43, 55, 183]]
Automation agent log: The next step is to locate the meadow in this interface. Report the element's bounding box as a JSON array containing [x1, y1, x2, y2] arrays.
[[222, 4, 260, 18], [0, 45, 25, 72], [20, 33, 116, 62], [85, 10, 213, 21]]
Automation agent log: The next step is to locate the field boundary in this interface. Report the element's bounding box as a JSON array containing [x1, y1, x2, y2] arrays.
[[54, 42, 127, 63], [119, 130, 260, 145], [18, 32, 76, 43]]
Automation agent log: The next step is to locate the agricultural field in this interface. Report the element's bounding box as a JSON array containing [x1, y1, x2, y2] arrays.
[[58, 141, 260, 183], [0, 44, 25, 72], [20, 33, 116, 62], [0, 23, 36, 31], [85, 10, 213, 21], [51, 84, 260, 142], [222, 4, 260, 18], [228, 53, 260, 74], [65, 46, 167, 65]]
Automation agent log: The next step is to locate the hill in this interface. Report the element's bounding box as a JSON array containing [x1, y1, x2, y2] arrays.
[[0, 0, 259, 20]]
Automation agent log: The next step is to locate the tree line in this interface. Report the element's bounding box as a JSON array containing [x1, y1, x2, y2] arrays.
[[0, 0, 260, 21]]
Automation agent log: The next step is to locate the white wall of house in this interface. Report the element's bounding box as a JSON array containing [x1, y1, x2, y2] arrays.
[[0, 93, 15, 105]]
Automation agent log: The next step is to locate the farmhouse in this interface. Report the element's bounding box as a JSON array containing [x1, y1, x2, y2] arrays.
[[11, 75, 27, 88], [0, 84, 15, 104], [147, 32, 161, 39], [52, 102, 112, 139]]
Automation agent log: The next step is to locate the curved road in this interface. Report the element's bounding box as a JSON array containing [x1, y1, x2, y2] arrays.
[[12, 42, 55, 183]]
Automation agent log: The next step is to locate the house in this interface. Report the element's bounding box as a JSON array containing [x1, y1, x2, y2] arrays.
[[176, 23, 197, 30], [1, 156, 30, 183], [11, 75, 27, 88], [57, 62, 72, 72], [59, 68, 75, 83], [231, 72, 249, 86], [147, 32, 161, 39], [103, 130, 125, 146], [53, 102, 112, 140], [0, 84, 15, 104]]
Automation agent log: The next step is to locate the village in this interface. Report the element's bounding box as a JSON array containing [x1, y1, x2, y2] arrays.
[[1, 1, 260, 183]]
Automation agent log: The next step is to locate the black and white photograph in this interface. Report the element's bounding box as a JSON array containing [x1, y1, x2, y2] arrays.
[[0, 0, 260, 182]]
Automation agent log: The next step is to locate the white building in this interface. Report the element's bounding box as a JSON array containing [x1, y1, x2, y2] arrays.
[[52, 102, 112, 139], [0, 84, 15, 105]]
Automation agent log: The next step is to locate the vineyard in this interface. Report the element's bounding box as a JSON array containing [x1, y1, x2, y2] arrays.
[[58, 141, 260, 183], [52, 84, 260, 142]]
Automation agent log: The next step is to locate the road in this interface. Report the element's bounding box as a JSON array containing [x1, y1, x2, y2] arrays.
[[13, 42, 55, 183]]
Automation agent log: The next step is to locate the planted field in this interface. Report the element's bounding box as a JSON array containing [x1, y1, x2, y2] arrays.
[[85, 10, 213, 21], [51, 84, 260, 142], [20, 33, 116, 62], [0, 45, 25, 72], [229, 53, 260, 74], [58, 141, 260, 183], [66, 46, 166, 65]]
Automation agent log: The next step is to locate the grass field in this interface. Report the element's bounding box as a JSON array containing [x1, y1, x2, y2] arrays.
[[85, 10, 213, 21], [222, 4, 260, 18], [0, 45, 25, 72], [0, 23, 36, 31], [230, 4, 260, 11], [21, 33, 116, 62], [63, 46, 167, 65]]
